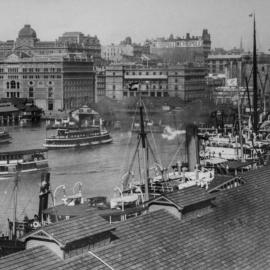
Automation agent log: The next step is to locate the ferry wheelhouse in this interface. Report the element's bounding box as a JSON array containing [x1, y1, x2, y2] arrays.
[[0, 149, 48, 179], [44, 126, 112, 149]]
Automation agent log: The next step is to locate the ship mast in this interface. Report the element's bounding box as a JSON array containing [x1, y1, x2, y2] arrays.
[[253, 13, 258, 134], [139, 96, 149, 201]]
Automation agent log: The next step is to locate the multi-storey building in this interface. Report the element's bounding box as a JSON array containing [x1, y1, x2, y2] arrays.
[[0, 53, 95, 114], [149, 29, 211, 64], [105, 64, 207, 101], [96, 69, 106, 102], [101, 37, 147, 63], [207, 53, 270, 88], [0, 25, 101, 65]]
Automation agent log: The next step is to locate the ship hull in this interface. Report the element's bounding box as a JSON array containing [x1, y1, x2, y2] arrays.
[[43, 135, 113, 149]]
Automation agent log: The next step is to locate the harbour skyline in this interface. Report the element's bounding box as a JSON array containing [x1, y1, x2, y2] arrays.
[[0, 0, 269, 52]]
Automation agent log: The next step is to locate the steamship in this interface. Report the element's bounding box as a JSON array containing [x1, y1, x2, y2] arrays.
[[43, 105, 112, 149]]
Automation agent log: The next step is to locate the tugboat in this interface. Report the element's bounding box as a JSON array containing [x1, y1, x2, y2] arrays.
[[44, 105, 112, 149]]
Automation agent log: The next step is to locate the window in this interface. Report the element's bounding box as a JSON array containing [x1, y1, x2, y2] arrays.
[[153, 72, 156, 75], [48, 87, 53, 98], [48, 101, 53, 111], [160, 72, 162, 75], [175, 79, 178, 83], [29, 87, 34, 98], [17, 82, 20, 89], [29, 68, 33, 73], [6, 92, 9, 98], [6, 82, 9, 89], [146, 72, 149, 75], [17, 92, 20, 98], [11, 81, 16, 89], [113, 72, 115, 76], [113, 85, 116, 90]]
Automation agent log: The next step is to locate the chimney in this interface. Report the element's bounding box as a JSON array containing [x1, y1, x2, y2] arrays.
[[186, 124, 199, 171]]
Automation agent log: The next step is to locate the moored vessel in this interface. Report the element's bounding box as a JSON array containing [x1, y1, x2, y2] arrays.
[[0, 149, 48, 179]]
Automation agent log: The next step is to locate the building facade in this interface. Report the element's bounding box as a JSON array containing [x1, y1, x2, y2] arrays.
[[0, 53, 95, 114], [149, 29, 211, 64], [0, 25, 101, 65], [105, 64, 207, 101], [101, 37, 147, 63]]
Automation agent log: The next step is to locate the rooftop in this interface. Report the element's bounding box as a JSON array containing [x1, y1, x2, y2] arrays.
[[149, 186, 215, 210], [21, 212, 114, 246], [3, 165, 270, 269]]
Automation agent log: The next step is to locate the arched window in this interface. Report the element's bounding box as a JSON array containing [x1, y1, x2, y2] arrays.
[[11, 81, 16, 89]]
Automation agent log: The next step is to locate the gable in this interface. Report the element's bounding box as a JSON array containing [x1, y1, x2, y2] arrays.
[[5, 53, 20, 62]]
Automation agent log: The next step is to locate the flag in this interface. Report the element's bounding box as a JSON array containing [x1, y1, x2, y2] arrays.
[[226, 78, 238, 87], [128, 82, 139, 91]]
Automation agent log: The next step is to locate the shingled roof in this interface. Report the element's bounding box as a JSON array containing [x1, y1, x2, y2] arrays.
[[84, 165, 270, 269], [148, 185, 215, 210], [3, 165, 270, 269], [0, 246, 63, 270], [21, 212, 115, 247]]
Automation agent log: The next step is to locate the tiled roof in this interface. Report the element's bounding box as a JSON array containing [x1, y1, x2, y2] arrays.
[[207, 174, 234, 191], [0, 246, 63, 270], [150, 186, 215, 210], [21, 212, 114, 246], [5, 165, 270, 269], [87, 165, 270, 269]]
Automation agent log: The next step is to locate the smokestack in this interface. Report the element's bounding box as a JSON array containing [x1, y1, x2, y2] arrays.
[[186, 124, 199, 171], [38, 172, 51, 222]]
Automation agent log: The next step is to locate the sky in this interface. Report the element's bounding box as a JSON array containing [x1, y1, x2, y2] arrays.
[[0, 0, 269, 52]]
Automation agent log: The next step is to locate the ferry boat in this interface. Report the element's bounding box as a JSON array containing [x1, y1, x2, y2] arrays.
[[44, 125, 112, 149], [0, 149, 48, 179], [44, 105, 113, 149]]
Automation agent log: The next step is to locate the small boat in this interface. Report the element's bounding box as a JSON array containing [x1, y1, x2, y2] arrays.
[[0, 129, 11, 144], [0, 149, 48, 179]]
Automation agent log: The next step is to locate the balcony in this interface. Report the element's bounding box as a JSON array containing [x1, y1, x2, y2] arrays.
[[125, 74, 168, 80]]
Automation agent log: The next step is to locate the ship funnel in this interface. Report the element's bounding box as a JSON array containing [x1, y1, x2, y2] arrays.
[[186, 124, 200, 172]]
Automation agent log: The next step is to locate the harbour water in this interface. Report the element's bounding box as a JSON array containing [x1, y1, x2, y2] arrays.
[[0, 123, 185, 234]]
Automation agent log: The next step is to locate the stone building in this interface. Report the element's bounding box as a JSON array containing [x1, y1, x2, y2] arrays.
[[101, 37, 147, 63], [0, 53, 95, 115], [149, 29, 211, 64], [0, 25, 101, 65], [105, 63, 207, 101]]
